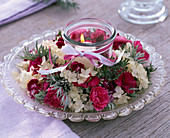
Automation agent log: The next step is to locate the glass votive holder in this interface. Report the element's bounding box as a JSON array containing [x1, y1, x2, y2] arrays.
[[63, 18, 116, 57]]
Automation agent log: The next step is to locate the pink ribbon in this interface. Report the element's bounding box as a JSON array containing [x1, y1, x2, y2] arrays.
[[38, 44, 124, 75], [49, 47, 55, 67]]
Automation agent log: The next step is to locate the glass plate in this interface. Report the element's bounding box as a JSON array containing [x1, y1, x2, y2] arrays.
[[0, 28, 166, 122]]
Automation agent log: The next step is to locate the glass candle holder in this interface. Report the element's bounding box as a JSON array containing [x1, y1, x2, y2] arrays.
[[118, 0, 168, 24], [63, 18, 116, 57]]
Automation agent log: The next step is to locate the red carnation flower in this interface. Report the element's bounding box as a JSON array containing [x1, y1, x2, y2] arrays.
[[73, 76, 99, 88], [113, 35, 149, 61], [90, 86, 109, 111], [73, 82, 88, 88], [102, 79, 115, 92], [27, 79, 42, 99], [43, 88, 63, 108], [28, 57, 42, 74], [88, 76, 100, 88], [42, 81, 49, 91], [114, 72, 137, 94], [56, 37, 65, 49], [70, 61, 85, 73], [133, 41, 149, 61]]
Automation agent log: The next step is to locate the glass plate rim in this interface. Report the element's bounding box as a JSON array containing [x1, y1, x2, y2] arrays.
[[0, 28, 166, 122]]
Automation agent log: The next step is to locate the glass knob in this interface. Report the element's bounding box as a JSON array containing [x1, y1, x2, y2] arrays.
[[118, 0, 168, 24]]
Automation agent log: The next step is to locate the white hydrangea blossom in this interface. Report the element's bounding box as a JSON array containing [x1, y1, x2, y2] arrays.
[[68, 86, 80, 102], [126, 42, 132, 52], [55, 49, 66, 65], [71, 100, 84, 113], [68, 98, 73, 108], [13, 61, 42, 89], [113, 93, 130, 105], [80, 68, 91, 76], [113, 86, 124, 98], [33, 73, 43, 81], [89, 67, 98, 76], [11, 71, 19, 81], [68, 86, 90, 112], [114, 50, 121, 57], [128, 60, 149, 90], [77, 68, 90, 84], [17, 60, 29, 71], [60, 69, 71, 79], [84, 101, 94, 111], [67, 71, 77, 83], [77, 68, 98, 84], [41, 40, 65, 65], [60, 69, 77, 82], [38, 56, 53, 71], [41, 40, 58, 55], [81, 94, 88, 102], [77, 75, 88, 84], [60, 67, 98, 85], [17, 70, 36, 89]]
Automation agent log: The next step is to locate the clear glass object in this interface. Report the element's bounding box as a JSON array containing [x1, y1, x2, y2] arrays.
[[63, 18, 117, 57], [0, 29, 166, 122], [118, 0, 168, 24]]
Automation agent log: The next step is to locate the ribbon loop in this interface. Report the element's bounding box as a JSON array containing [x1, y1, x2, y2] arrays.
[[79, 51, 85, 57], [38, 44, 124, 75]]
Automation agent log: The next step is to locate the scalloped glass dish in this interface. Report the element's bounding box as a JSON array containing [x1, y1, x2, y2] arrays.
[[0, 29, 166, 122]]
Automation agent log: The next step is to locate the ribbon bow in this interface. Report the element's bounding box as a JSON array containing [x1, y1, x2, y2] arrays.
[[38, 44, 124, 75]]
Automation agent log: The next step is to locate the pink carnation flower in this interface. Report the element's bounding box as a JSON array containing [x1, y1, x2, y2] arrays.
[[90, 86, 109, 111]]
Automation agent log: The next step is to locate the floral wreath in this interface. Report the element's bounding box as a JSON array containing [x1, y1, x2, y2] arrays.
[[13, 29, 156, 113]]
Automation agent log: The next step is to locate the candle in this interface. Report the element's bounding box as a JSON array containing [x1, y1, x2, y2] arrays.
[[63, 18, 117, 57], [73, 33, 96, 67]]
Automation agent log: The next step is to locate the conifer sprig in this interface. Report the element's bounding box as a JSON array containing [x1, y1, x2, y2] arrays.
[[57, 0, 79, 10], [34, 90, 47, 101], [45, 73, 71, 110], [96, 58, 129, 81], [129, 44, 147, 64], [18, 41, 49, 61], [144, 63, 157, 81]]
